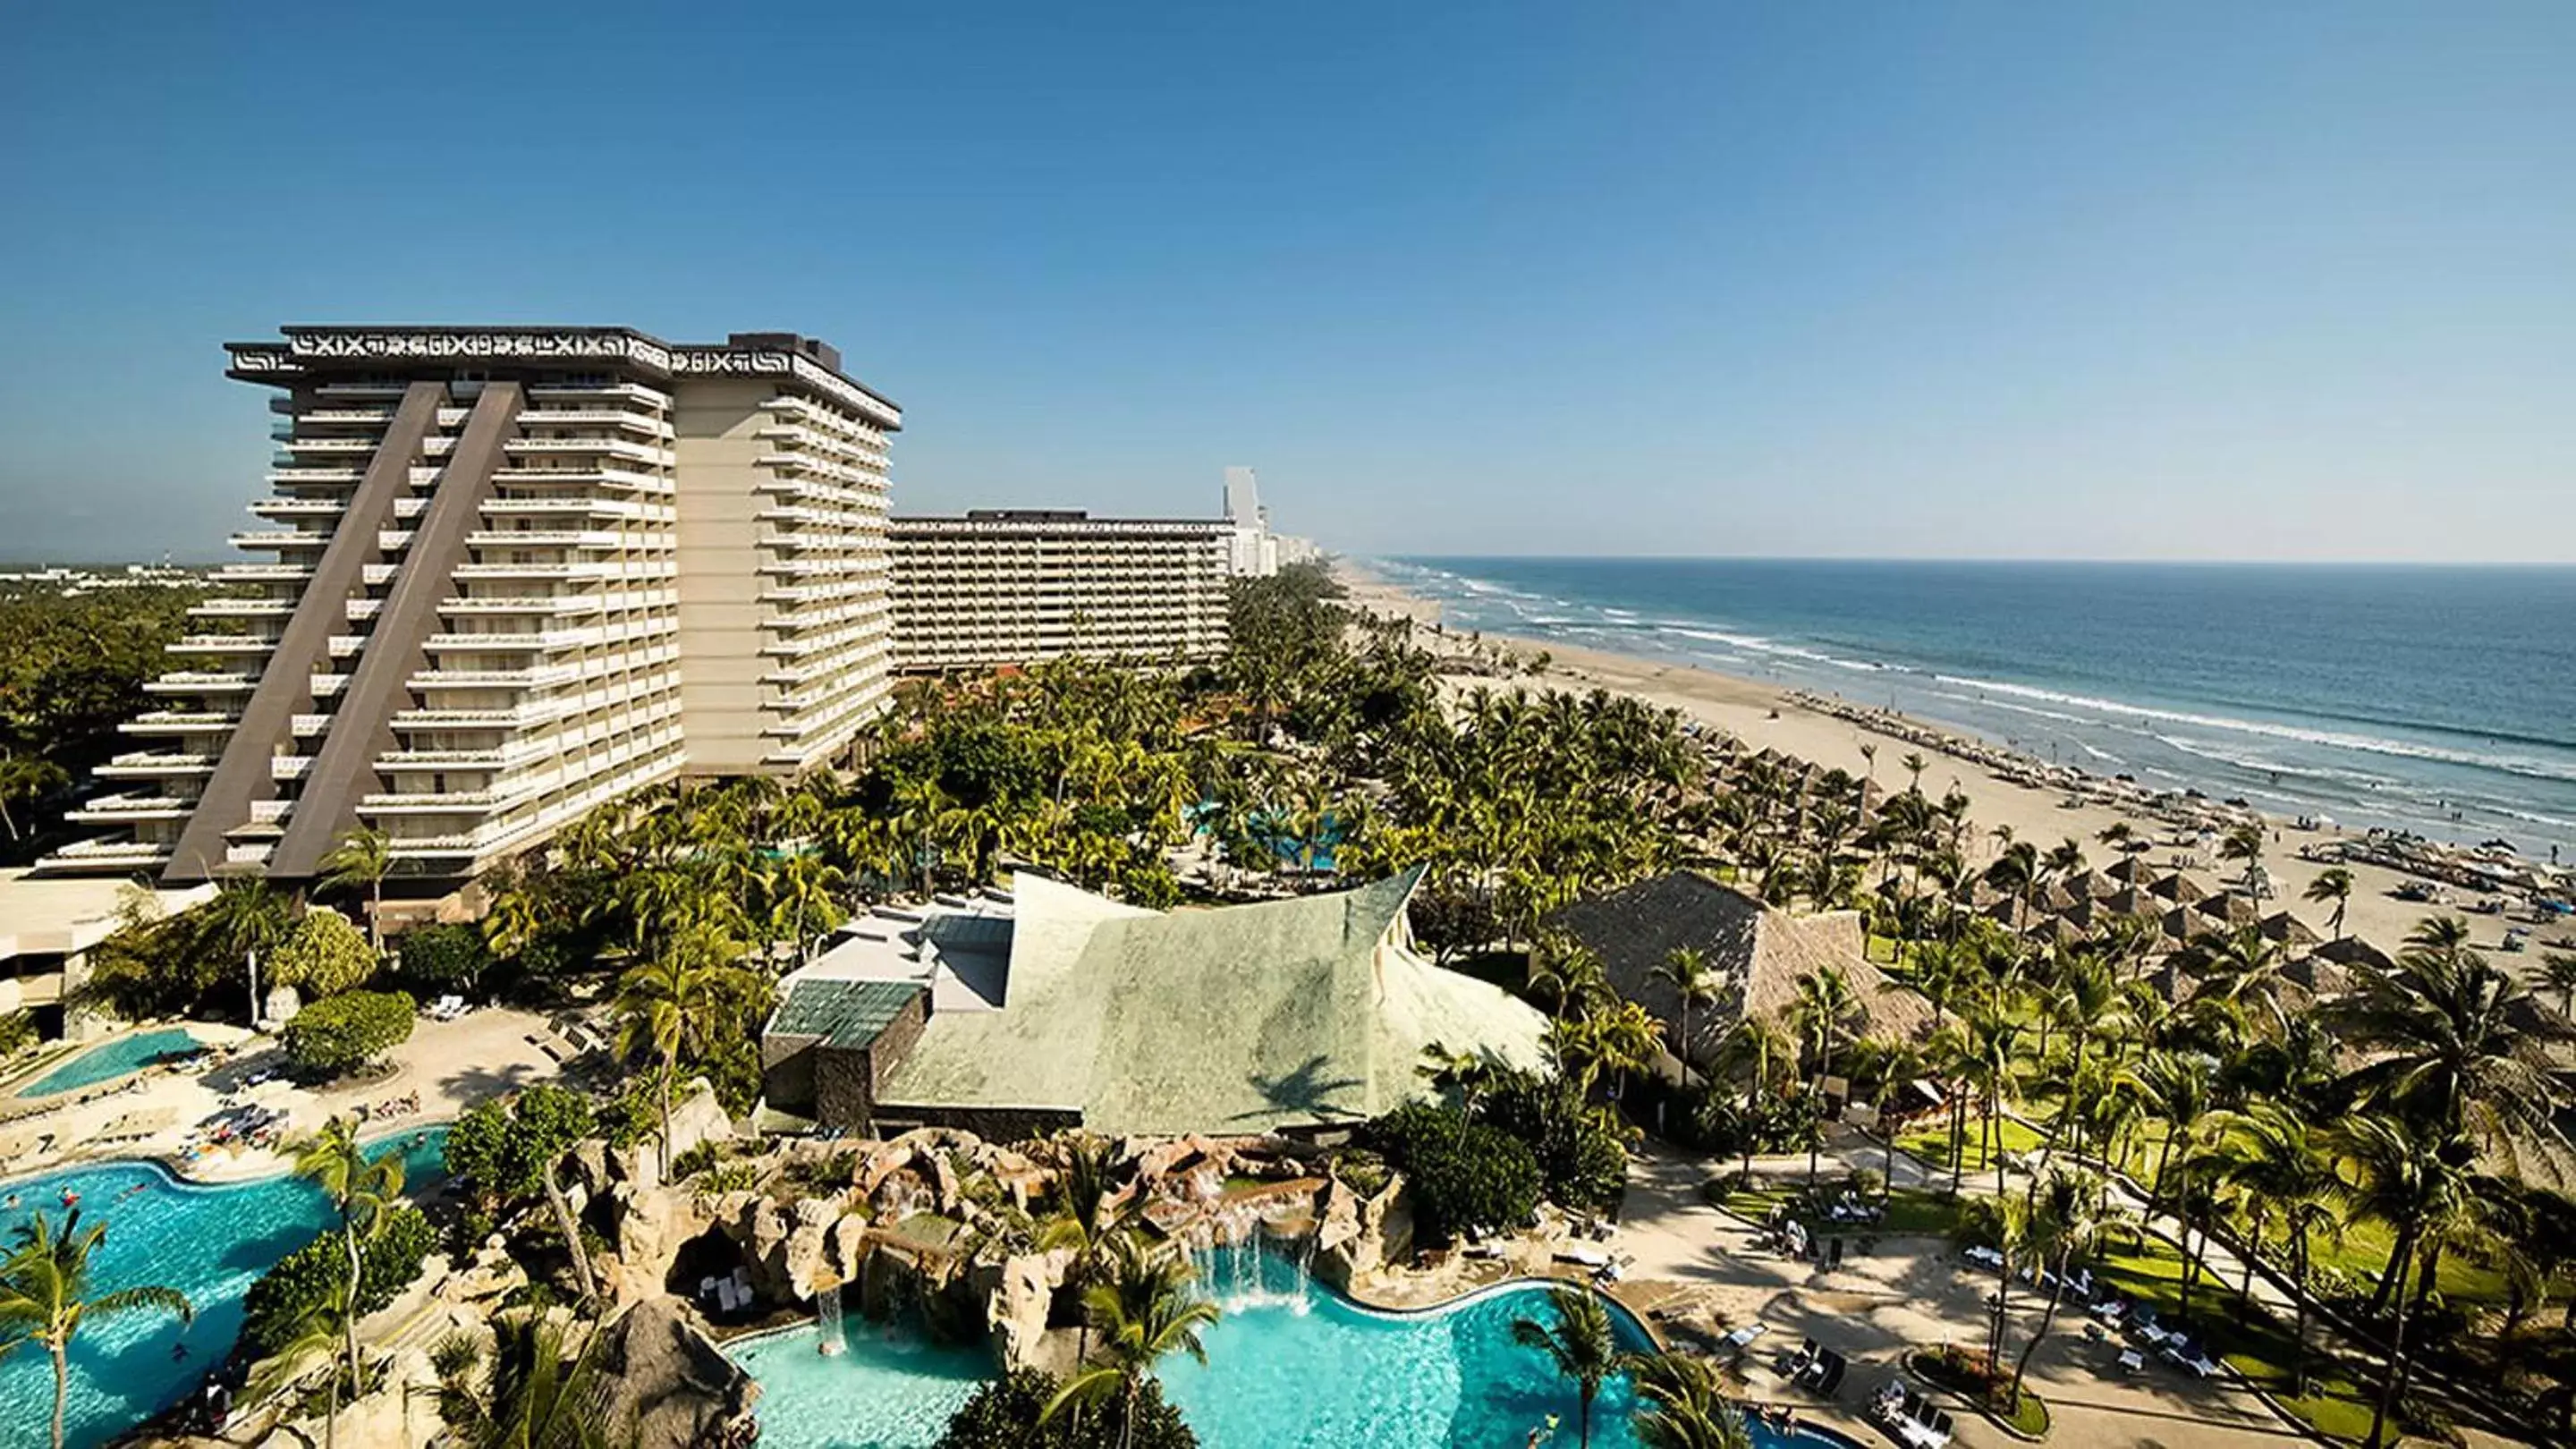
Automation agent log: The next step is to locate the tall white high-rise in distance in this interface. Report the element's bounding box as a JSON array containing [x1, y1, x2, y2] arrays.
[[1223, 465, 1278, 577], [46, 326, 901, 886]]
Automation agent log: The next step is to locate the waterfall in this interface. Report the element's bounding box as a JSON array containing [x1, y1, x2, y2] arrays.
[[817, 1282, 845, 1356], [1292, 1230, 1315, 1308]]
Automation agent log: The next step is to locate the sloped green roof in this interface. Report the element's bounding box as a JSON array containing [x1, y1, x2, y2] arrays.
[[878, 867, 1545, 1135], [771, 979, 926, 1048]]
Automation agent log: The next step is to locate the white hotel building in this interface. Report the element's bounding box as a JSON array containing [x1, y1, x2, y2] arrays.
[[47, 326, 902, 886], [886, 510, 1233, 672]]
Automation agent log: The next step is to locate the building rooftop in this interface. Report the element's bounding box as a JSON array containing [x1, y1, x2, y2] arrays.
[[791, 890, 1016, 1013], [877, 867, 1547, 1136], [769, 978, 928, 1048]]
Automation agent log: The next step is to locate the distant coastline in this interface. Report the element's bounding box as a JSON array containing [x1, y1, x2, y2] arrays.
[[1358, 554, 2576, 864], [1333, 556, 2574, 957]]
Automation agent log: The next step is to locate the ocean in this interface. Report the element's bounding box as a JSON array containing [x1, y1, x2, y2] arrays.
[[1372, 558, 2576, 861]]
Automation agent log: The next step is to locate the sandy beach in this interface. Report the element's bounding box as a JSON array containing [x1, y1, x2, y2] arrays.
[[1335, 560, 2548, 961]]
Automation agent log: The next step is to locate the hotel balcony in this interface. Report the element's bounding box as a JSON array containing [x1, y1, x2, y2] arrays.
[[250, 497, 348, 519], [480, 497, 657, 521], [408, 664, 581, 691], [316, 382, 406, 399], [525, 382, 666, 405], [123, 710, 238, 737], [68, 792, 194, 825], [96, 751, 217, 778], [464, 529, 624, 550], [300, 407, 391, 425], [488, 467, 671, 493], [360, 787, 524, 814], [504, 436, 668, 466], [217, 564, 316, 586], [439, 595, 596, 617], [280, 436, 377, 455], [144, 672, 258, 697], [518, 408, 672, 436], [193, 597, 297, 619], [379, 746, 523, 770], [46, 837, 174, 869], [167, 633, 275, 657], [271, 755, 311, 782], [425, 628, 595, 653], [230, 530, 331, 552], [267, 467, 363, 486]]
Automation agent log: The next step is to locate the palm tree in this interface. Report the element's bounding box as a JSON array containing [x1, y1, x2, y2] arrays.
[[1510, 1284, 1622, 1449], [201, 874, 294, 1021], [2219, 821, 2267, 897], [1715, 1017, 1793, 1182], [249, 1272, 356, 1449], [2540, 950, 2576, 1017], [1046, 1236, 1221, 1449], [1788, 966, 1859, 1191], [0, 752, 68, 843], [1035, 1135, 1134, 1374], [2301, 867, 2355, 942], [429, 1312, 626, 1449], [1902, 752, 1927, 794], [2330, 1113, 2477, 1449], [613, 919, 753, 1169], [318, 825, 396, 952], [292, 1115, 403, 1400], [1648, 945, 1721, 1071], [0, 1208, 194, 1449], [2007, 1167, 2117, 1411], [2207, 1102, 2340, 1393], [1528, 938, 1612, 1021], [1623, 1351, 1754, 1449], [2325, 922, 2575, 1184]]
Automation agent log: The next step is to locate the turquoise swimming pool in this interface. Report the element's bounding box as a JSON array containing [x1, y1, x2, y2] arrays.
[[0, 1129, 447, 1449], [730, 1246, 1857, 1449], [15, 1028, 204, 1097]]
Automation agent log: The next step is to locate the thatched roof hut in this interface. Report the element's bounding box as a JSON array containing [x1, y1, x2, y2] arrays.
[[1546, 872, 1934, 1070]]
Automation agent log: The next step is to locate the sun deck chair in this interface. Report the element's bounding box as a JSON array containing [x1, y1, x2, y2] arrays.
[[2163, 1339, 2222, 1377], [1720, 1322, 1768, 1358], [2117, 1349, 2145, 1375]]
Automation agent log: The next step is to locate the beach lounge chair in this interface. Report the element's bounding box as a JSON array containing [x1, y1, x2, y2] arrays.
[[1720, 1323, 1768, 1357], [2163, 1338, 2222, 1377], [2090, 1296, 2128, 1326], [2118, 1349, 2145, 1375], [1962, 1245, 2004, 1270]]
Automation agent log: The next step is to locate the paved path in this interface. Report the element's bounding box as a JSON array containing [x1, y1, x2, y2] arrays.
[[1618, 1140, 2318, 1449]]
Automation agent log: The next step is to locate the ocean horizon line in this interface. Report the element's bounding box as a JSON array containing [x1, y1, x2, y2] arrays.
[[1377, 553, 2576, 571]]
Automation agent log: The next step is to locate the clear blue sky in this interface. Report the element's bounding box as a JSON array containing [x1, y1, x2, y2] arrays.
[[3, 1, 2569, 563]]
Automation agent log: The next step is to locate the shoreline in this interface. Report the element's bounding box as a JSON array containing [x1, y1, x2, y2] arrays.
[[1331, 558, 2572, 960]]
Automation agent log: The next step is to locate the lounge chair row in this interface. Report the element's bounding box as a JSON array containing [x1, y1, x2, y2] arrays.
[[1871, 1381, 1955, 1449]]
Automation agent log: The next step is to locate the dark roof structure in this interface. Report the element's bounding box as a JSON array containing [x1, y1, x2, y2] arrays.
[[1545, 872, 1934, 1069]]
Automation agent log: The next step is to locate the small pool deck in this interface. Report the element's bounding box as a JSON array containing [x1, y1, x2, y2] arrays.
[[0, 1006, 563, 1186]]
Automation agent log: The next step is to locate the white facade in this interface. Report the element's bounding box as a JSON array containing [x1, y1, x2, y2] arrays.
[[887, 512, 1232, 672], [46, 326, 901, 884]]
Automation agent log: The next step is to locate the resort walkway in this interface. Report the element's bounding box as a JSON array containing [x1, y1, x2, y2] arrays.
[[2, 1007, 564, 1184], [1617, 1141, 2319, 1449]]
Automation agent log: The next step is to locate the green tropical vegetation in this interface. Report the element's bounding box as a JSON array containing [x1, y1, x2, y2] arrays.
[[0, 578, 205, 861], [0, 1208, 194, 1449], [280, 990, 415, 1077]]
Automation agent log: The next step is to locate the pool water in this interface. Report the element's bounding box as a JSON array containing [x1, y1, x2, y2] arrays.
[[15, 1028, 205, 1097], [731, 1247, 1857, 1449], [729, 1324, 994, 1449], [0, 1129, 447, 1449]]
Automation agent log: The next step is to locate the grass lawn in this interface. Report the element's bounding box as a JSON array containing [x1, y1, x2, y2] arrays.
[[1897, 1114, 2049, 1181], [2088, 1234, 2380, 1443], [1716, 1183, 1969, 1241]]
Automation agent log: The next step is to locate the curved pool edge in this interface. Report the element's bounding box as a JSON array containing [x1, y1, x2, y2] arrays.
[[4, 1023, 212, 1100], [0, 1116, 457, 1195]]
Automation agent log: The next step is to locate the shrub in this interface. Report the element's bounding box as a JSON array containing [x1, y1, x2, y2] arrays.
[[0, 1011, 35, 1058], [268, 910, 377, 998], [443, 1083, 595, 1214], [1368, 1101, 1542, 1243], [669, 1141, 721, 1181], [240, 1203, 433, 1359], [282, 989, 414, 1076], [935, 1367, 1198, 1449], [395, 921, 493, 996], [1477, 1071, 1629, 1214]]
